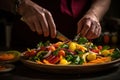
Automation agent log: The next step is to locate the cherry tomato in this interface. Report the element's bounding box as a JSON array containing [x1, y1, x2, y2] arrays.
[[97, 46, 102, 50], [91, 49, 99, 53], [47, 45, 56, 52], [58, 50, 65, 57]]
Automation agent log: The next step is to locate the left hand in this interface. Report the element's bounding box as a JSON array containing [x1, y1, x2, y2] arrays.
[[77, 13, 101, 40]]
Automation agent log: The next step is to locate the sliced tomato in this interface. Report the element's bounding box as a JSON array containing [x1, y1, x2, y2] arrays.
[[24, 50, 36, 57], [46, 54, 55, 61], [49, 56, 60, 64]]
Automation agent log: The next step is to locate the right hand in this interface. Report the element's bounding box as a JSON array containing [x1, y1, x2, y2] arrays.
[[17, 0, 56, 38], [77, 11, 101, 40]]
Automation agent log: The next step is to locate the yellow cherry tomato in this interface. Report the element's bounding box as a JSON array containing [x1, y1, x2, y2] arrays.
[[87, 53, 97, 61], [59, 58, 71, 65], [69, 42, 77, 51]]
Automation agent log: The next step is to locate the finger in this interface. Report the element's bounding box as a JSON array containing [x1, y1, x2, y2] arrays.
[[77, 19, 84, 34], [45, 10, 56, 38], [80, 18, 91, 37], [33, 16, 42, 35], [94, 24, 101, 38], [38, 11, 49, 37], [86, 21, 96, 39], [88, 22, 101, 39], [89, 21, 99, 39], [93, 25, 100, 39], [98, 25, 102, 36]]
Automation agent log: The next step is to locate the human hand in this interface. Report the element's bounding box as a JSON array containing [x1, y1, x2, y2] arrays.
[[77, 12, 101, 40], [17, 0, 56, 38]]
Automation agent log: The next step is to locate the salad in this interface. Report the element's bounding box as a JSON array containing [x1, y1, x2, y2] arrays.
[[22, 37, 120, 65]]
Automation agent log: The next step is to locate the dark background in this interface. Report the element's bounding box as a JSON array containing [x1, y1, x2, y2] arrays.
[[0, 1, 120, 80], [0, 0, 120, 51]]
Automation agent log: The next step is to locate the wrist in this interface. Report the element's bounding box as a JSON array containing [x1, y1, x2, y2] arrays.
[[15, 0, 30, 15], [85, 10, 100, 21]]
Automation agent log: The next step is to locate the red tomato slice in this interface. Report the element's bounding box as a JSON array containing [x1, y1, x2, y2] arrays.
[[46, 54, 55, 61], [49, 56, 60, 64]]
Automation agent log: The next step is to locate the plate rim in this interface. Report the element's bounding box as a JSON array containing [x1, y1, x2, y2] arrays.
[[0, 64, 15, 72], [20, 57, 120, 67]]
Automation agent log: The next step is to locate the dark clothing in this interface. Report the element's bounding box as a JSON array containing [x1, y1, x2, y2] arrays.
[[32, 0, 91, 38]]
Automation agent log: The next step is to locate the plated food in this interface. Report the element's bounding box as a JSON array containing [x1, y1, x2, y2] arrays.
[[20, 37, 120, 73], [0, 64, 15, 72], [0, 51, 21, 63], [21, 37, 120, 65]]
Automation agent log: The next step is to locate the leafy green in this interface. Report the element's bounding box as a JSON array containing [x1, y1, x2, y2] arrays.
[[37, 51, 48, 59], [37, 41, 50, 47], [65, 54, 73, 61], [53, 49, 60, 55], [44, 40, 50, 46], [75, 50, 84, 55], [72, 55, 80, 64], [102, 45, 110, 51], [37, 41, 44, 47], [29, 56, 39, 61], [77, 37, 88, 44], [60, 44, 69, 48], [111, 48, 120, 59], [79, 57, 84, 65]]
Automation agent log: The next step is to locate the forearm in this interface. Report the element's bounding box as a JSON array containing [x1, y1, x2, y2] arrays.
[[86, 0, 111, 21]]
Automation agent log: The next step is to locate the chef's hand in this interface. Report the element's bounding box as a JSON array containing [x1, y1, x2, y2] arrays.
[[17, 0, 56, 38], [77, 12, 101, 40]]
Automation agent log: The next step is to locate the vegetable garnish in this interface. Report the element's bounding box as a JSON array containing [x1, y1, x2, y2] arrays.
[[22, 37, 120, 65]]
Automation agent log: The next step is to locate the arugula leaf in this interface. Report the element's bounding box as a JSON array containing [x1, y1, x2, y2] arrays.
[[44, 40, 50, 46], [60, 44, 69, 48], [37, 41, 44, 47], [75, 50, 84, 55], [29, 56, 39, 61], [79, 57, 84, 65], [102, 45, 110, 51], [71, 55, 84, 65], [53, 49, 59, 55], [111, 48, 120, 59], [65, 54, 73, 61], [37, 40, 50, 48], [77, 37, 88, 44]]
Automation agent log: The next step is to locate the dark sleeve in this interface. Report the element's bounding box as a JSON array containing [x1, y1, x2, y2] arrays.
[[0, 0, 16, 14]]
